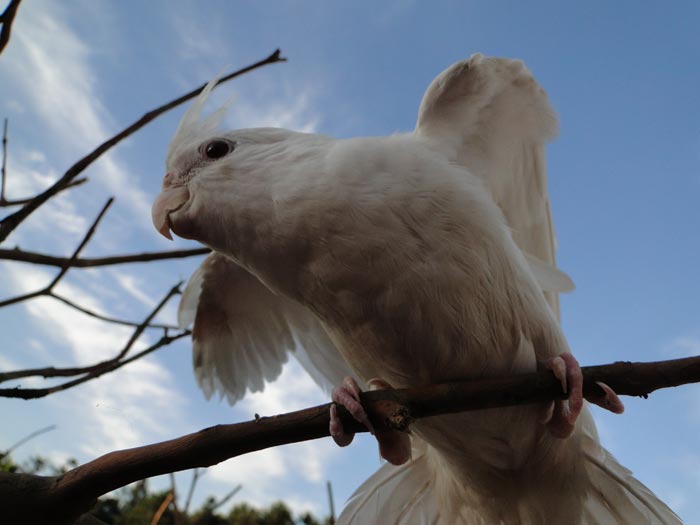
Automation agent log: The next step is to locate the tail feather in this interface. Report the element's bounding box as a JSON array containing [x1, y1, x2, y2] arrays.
[[582, 433, 682, 524], [338, 428, 681, 524], [338, 452, 442, 525]]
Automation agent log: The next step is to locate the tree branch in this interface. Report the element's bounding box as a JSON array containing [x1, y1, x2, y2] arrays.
[[0, 246, 210, 267], [0, 329, 190, 399], [0, 49, 287, 243], [0, 178, 88, 207], [2, 355, 699, 524], [47, 291, 179, 330], [0, 283, 187, 395], [0, 0, 22, 56], [1, 118, 7, 202], [0, 197, 113, 308], [4, 424, 57, 455]]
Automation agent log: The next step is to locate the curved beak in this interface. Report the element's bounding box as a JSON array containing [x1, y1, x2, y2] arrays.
[[151, 173, 190, 240]]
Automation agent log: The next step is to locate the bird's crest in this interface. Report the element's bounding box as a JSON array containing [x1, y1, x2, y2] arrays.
[[167, 75, 232, 168]]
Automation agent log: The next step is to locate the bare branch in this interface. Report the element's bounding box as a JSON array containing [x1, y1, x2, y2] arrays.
[[1, 118, 7, 202], [0, 49, 287, 243], [48, 291, 179, 330], [183, 468, 201, 515], [0, 0, 22, 56], [0, 283, 187, 395], [1, 178, 88, 207], [150, 492, 174, 525], [1, 355, 699, 524], [0, 329, 190, 399], [210, 484, 242, 512], [4, 424, 57, 454], [0, 197, 113, 308], [0, 246, 210, 267]]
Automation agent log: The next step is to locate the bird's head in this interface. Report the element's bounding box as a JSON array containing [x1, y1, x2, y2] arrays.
[[152, 78, 323, 252]]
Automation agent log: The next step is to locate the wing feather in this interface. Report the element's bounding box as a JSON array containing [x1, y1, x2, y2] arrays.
[[415, 53, 569, 316], [179, 253, 353, 405]]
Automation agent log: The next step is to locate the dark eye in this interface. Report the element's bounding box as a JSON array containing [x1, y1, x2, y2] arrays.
[[203, 139, 234, 159]]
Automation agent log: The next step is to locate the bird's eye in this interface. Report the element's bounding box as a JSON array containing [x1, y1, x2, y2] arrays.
[[202, 139, 234, 160]]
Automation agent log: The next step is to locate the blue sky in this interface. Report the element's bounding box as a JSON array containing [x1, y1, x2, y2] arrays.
[[1, 0, 698, 521]]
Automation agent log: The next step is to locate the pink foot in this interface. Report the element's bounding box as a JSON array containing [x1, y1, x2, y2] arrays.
[[330, 377, 373, 447], [329, 376, 411, 465], [542, 353, 624, 438]]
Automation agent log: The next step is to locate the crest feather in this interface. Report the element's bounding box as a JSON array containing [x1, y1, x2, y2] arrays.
[[167, 74, 233, 169]]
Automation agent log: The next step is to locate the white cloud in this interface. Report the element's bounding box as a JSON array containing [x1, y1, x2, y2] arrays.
[[1, 262, 186, 454], [227, 89, 320, 134], [240, 360, 326, 417], [663, 336, 700, 357], [111, 270, 158, 309], [2, 0, 153, 227]]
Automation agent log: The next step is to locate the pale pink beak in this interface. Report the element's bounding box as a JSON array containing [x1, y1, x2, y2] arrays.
[[151, 173, 190, 240]]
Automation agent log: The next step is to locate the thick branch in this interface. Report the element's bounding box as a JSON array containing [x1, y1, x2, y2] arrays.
[[0, 0, 22, 56], [0, 246, 210, 267], [0, 49, 286, 243], [1, 356, 699, 524]]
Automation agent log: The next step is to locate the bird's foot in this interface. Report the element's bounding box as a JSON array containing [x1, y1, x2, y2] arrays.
[[330, 376, 411, 465], [330, 376, 373, 446], [541, 353, 624, 438]]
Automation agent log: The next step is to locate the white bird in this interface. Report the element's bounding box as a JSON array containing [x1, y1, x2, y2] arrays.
[[152, 53, 681, 524]]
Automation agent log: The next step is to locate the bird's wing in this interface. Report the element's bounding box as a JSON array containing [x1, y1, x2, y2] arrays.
[[179, 253, 354, 405], [415, 53, 568, 315]]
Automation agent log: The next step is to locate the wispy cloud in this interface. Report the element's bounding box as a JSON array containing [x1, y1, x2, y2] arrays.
[[663, 336, 700, 357], [1, 262, 186, 455], [2, 0, 153, 228]]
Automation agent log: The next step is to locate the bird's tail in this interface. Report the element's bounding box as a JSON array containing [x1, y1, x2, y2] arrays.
[[580, 428, 682, 524], [337, 429, 682, 525], [337, 449, 442, 525]]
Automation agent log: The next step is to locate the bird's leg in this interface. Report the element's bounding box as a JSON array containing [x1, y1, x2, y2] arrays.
[[541, 353, 624, 438], [329, 376, 412, 465]]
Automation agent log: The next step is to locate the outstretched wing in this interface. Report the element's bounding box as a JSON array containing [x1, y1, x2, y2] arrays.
[[179, 253, 354, 405], [415, 53, 569, 316]]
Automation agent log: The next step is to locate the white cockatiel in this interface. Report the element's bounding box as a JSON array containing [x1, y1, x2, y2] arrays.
[[152, 54, 681, 524]]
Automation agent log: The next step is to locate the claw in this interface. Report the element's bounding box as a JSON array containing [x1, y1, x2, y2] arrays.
[[542, 353, 583, 438], [588, 381, 625, 414], [330, 377, 373, 448], [329, 376, 412, 465]]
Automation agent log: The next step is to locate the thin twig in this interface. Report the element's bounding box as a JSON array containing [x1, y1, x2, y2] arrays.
[[0, 198, 113, 308], [0, 329, 190, 399], [0, 49, 287, 243], [0, 0, 22, 56], [4, 424, 57, 454], [0, 246, 210, 267], [2, 355, 699, 524], [183, 468, 200, 515], [1, 118, 7, 202], [210, 484, 242, 512], [0, 283, 184, 388], [150, 492, 174, 525], [0, 248, 211, 268], [48, 291, 179, 330], [0, 178, 88, 207]]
